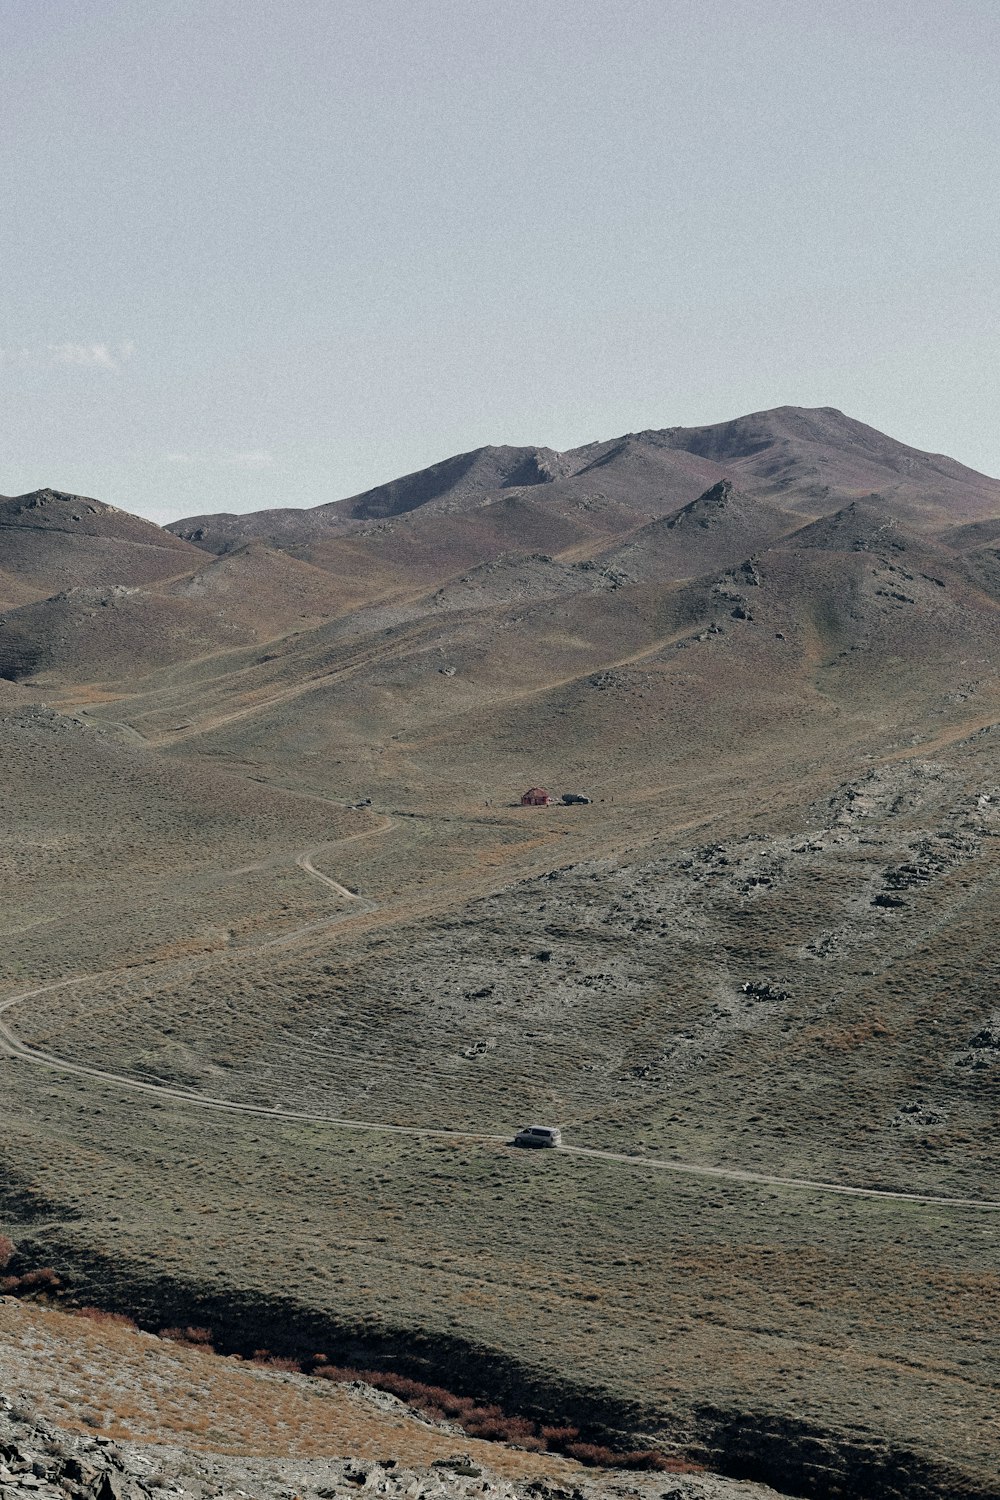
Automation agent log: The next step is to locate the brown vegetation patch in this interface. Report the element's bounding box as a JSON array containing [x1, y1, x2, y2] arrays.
[[0, 1298, 588, 1476]]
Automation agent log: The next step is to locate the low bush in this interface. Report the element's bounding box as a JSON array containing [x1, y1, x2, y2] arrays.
[[9, 1301, 698, 1477], [181, 1326, 214, 1345], [1, 1267, 60, 1297], [0, 1235, 15, 1271], [159, 1324, 215, 1346], [564, 1442, 701, 1473], [75, 1306, 139, 1330], [300, 1362, 694, 1469], [250, 1348, 302, 1372]]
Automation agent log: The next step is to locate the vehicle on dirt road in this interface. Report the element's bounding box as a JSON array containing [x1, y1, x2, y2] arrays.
[[511, 1124, 562, 1148]]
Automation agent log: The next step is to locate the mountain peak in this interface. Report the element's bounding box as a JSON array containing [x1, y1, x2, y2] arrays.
[[664, 478, 741, 527]]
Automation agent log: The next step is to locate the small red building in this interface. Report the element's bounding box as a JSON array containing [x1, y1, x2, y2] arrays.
[[521, 787, 553, 806]]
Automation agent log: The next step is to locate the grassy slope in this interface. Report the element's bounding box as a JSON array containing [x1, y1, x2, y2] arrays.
[[2, 508, 1000, 1495]]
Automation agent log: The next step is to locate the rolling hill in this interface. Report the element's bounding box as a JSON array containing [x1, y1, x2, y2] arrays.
[[0, 488, 202, 592], [3, 407, 1000, 1500]]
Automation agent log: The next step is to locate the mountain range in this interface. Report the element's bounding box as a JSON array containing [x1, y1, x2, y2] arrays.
[[4, 405, 1000, 692], [2, 405, 1000, 1500]]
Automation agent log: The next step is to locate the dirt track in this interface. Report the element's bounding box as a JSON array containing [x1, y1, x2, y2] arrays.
[[2, 827, 998, 1213]]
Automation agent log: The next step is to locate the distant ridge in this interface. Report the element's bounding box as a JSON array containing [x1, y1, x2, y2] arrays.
[[7, 406, 1000, 686], [166, 406, 1000, 555]]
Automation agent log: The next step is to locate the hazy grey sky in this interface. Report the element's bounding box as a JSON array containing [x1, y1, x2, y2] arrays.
[[1, 0, 997, 525]]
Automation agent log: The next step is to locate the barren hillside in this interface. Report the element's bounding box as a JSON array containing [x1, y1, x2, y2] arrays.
[[168, 406, 1000, 554], [2, 409, 999, 1500]]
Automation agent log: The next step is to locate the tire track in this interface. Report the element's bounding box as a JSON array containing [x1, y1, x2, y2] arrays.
[[2, 819, 999, 1211]]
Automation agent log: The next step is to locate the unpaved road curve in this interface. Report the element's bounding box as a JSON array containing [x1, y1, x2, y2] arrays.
[[1, 829, 999, 1212], [295, 848, 376, 913]]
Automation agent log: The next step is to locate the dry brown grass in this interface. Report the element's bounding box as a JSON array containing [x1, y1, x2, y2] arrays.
[[0, 1298, 587, 1477]]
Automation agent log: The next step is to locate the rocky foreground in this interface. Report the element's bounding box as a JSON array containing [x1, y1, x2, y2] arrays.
[[0, 1298, 789, 1500], [0, 1397, 793, 1500], [0, 1405, 789, 1500]]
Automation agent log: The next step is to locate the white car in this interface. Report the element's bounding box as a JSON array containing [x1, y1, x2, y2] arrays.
[[512, 1124, 562, 1148]]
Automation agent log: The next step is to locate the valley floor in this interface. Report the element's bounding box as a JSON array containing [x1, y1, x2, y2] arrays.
[[4, 486, 1000, 1499]]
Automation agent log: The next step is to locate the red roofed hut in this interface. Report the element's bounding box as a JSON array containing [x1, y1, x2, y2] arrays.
[[521, 787, 553, 806]]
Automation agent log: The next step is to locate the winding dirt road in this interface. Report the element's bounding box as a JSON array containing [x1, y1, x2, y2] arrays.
[[2, 821, 999, 1212]]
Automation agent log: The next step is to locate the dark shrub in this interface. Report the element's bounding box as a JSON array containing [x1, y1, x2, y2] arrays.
[[159, 1325, 216, 1346], [181, 1326, 214, 1345], [16, 1267, 60, 1293]]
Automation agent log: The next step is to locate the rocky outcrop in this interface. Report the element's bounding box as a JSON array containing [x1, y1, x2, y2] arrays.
[[0, 1397, 782, 1500]]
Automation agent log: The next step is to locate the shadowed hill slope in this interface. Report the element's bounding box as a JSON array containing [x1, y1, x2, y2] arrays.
[[164, 540, 345, 630], [0, 564, 48, 611], [0, 585, 253, 683]]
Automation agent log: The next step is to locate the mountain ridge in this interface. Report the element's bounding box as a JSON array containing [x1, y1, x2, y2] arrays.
[[165, 406, 1000, 555]]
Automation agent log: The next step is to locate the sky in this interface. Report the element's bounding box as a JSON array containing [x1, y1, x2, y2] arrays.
[[1, 0, 998, 526]]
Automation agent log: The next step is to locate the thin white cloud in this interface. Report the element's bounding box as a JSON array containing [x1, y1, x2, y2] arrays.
[[0, 340, 136, 370], [50, 342, 119, 369]]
